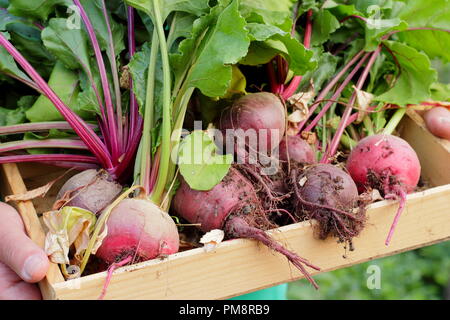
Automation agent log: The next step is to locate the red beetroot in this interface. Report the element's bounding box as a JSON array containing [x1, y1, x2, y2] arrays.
[[219, 92, 286, 158], [346, 134, 421, 245], [173, 167, 320, 289], [290, 164, 365, 242], [95, 198, 180, 264], [423, 107, 450, 140], [277, 135, 315, 164], [57, 169, 122, 214]]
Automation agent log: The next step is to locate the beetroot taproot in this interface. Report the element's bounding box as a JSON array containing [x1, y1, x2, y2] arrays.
[[173, 167, 320, 289]]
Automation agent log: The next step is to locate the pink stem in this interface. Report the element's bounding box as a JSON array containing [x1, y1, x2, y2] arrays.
[[267, 59, 281, 93], [339, 15, 367, 24], [322, 46, 382, 163], [304, 52, 371, 132], [127, 6, 138, 144], [0, 154, 99, 164], [100, 0, 123, 153], [0, 33, 113, 169], [282, 9, 313, 100], [385, 188, 407, 246], [382, 27, 450, 41], [2, 72, 41, 92], [147, 150, 161, 192], [98, 256, 132, 300], [0, 122, 97, 135], [74, 0, 119, 162], [297, 50, 366, 133], [0, 139, 87, 153]]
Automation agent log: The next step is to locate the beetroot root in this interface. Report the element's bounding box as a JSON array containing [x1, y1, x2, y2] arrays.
[[290, 164, 365, 242], [219, 92, 286, 158], [423, 107, 450, 140], [346, 134, 421, 245], [95, 198, 180, 264], [57, 169, 122, 214], [277, 135, 315, 164], [173, 168, 320, 289]]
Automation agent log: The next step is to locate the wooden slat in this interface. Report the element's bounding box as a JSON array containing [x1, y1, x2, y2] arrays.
[[0, 163, 64, 299], [50, 185, 450, 300]]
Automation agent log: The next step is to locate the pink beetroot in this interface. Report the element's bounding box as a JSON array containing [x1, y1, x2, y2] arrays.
[[95, 198, 180, 264], [346, 134, 421, 245]]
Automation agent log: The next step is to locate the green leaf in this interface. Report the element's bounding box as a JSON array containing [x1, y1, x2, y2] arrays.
[[246, 22, 288, 41], [3, 18, 55, 76], [128, 42, 163, 118], [311, 10, 340, 46], [41, 18, 92, 73], [25, 61, 96, 122], [242, 23, 316, 76], [17, 95, 38, 109], [79, 0, 125, 57], [125, 0, 209, 21], [299, 50, 339, 92], [0, 31, 31, 81], [178, 130, 233, 191], [430, 82, 450, 102], [0, 7, 24, 30], [24, 129, 74, 140], [375, 41, 438, 106], [178, 0, 251, 97], [167, 12, 197, 52], [240, 0, 296, 32], [364, 17, 407, 51], [397, 0, 450, 62], [0, 106, 28, 126], [223, 65, 247, 99], [7, 0, 69, 21]]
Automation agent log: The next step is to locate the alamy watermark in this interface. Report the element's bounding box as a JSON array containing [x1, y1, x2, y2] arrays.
[[173, 121, 281, 175], [66, 5, 81, 30], [366, 264, 382, 290]]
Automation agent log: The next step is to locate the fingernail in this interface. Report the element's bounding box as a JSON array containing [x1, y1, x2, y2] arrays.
[[22, 253, 47, 282]]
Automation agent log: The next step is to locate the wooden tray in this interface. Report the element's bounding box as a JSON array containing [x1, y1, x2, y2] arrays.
[[1, 111, 449, 300]]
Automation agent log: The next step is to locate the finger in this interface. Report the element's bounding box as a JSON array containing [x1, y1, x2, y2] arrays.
[[0, 262, 42, 300], [0, 202, 49, 283]]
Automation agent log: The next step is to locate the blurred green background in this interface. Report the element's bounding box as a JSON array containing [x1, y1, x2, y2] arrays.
[[287, 241, 450, 300]]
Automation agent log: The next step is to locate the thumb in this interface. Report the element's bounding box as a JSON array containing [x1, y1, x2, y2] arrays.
[[0, 202, 49, 283]]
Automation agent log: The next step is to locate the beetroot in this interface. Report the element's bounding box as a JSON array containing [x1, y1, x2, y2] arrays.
[[277, 135, 315, 164], [95, 198, 180, 264], [423, 107, 450, 140], [173, 167, 320, 288], [219, 92, 286, 158], [57, 169, 122, 214], [290, 164, 365, 242], [346, 134, 421, 245]]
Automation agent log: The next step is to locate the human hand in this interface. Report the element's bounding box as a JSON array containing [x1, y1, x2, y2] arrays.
[[0, 202, 49, 300]]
